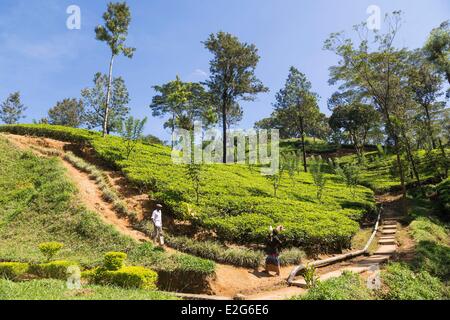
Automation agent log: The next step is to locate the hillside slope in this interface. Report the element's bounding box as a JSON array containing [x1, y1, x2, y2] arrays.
[[0, 125, 375, 251]]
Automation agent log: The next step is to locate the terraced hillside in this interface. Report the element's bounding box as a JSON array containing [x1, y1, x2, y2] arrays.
[[0, 125, 375, 251]]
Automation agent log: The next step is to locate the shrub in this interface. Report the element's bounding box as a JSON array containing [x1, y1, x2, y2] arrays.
[[279, 248, 306, 266], [38, 242, 64, 262], [0, 262, 29, 280], [296, 271, 373, 300], [29, 260, 78, 280], [88, 266, 158, 290], [302, 263, 319, 289], [104, 252, 127, 271], [380, 263, 449, 300]]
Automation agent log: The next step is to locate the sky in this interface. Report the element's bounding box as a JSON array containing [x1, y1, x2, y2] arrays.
[[0, 0, 448, 141]]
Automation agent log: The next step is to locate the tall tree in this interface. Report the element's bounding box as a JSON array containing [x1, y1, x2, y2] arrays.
[[95, 2, 135, 137], [273, 67, 322, 172], [150, 76, 216, 148], [324, 12, 409, 198], [81, 72, 130, 134], [203, 32, 268, 163], [406, 49, 446, 149], [0, 92, 26, 124], [424, 20, 450, 84], [329, 94, 380, 161], [48, 98, 84, 127]]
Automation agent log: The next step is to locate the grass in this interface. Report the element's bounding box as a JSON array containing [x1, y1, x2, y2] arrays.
[[410, 217, 449, 246], [380, 263, 449, 300], [0, 137, 215, 285], [0, 124, 375, 251], [406, 199, 450, 281], [292, 271, 373, 300], [0, 279, 178, 300], [166, 235, 305, 267], [350, 228, 378, 254]]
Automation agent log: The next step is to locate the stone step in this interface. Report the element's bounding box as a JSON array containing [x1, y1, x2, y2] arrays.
[[381, 229, 396, 235], [358, 254, 391, 264], [382, 225, 397, 230], [378, 238, 396, 245], [379, 235, 396, 240], [374, 244, 397, 255], [383, 219, 397, 225]]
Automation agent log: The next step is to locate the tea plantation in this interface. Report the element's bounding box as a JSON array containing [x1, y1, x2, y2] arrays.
[[0, 125, 376, 251]]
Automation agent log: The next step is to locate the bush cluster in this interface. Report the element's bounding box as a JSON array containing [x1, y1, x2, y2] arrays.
[[28, 261, 79, 280], [83, 252, 158, 290]]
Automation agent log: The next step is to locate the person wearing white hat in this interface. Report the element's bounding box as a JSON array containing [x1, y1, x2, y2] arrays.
[[151, 204, 164, 245]]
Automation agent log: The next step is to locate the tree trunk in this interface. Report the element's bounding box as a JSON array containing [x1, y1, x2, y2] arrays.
[[438, 138, 449, 177], [222, 98, 227, 164], [171, 112, 175, 150], [102, 54, 115, 137], [384, 112, 406, 198], [423, 103, 436, 149], [299, 116, 307, 172], [402, 130, 424, 195]]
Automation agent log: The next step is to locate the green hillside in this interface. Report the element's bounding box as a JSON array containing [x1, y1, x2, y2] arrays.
[[0, 125, 375, 251], [339, 149, 449, 192], [0, 137, 214, 293]]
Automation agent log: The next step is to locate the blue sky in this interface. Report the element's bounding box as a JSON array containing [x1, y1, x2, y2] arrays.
[[0, 0, 448, 140]]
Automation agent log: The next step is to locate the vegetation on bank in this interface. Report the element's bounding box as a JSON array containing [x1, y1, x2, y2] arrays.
[[338, 149, 449, 192], [0, 279, 178, 300], [293, 271, 373, 300], [0, 124, 375, 252]]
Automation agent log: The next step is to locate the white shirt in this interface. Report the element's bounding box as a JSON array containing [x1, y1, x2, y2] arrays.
[[152, 209, 162, 228]]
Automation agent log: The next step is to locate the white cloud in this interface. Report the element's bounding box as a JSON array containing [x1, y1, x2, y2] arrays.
[[187, 68, 208, 81]]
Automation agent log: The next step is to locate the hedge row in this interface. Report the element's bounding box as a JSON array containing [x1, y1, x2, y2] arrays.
[[0, 261, 77, 281]]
